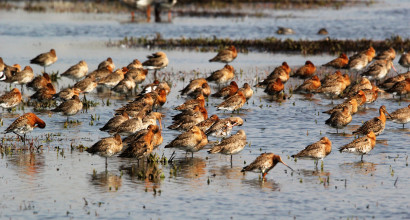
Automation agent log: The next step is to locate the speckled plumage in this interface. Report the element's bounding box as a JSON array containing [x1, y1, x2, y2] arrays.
[[205, 117, 243, 137], [208, 129, 246, 155], [0, 88, 22, 109], [292, 137, 332, 160], [339, 131, 376, 160], [207, 64, 235, 84], [209, 45, 237, 63], [61, 60, 88, 80], [165, 126, 208, 154], [241, 153, 293, 178], [353, 105, 390, 136]]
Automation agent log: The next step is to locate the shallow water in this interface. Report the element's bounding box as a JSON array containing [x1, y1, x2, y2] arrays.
[[1, 2, 410, 219]]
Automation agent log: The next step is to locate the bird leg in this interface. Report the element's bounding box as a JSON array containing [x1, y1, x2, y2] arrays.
[[262, 172, 267, 179], [360, 154, 364, 162], [230, 155, 233, 168], [153, 70, 158, 80], [105, 157, 108, 171]]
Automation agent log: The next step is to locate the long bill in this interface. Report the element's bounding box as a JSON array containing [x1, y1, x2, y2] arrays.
[[281, 161, 294, 171]]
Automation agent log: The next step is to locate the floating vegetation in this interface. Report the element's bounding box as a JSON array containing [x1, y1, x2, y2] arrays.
[[109, 35, 410, 55]]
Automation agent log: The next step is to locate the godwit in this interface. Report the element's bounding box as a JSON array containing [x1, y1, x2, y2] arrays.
[[361, 59, 396, 82], [165, 126, 208, 157], [195, 114, 219, 132], [352, 105, 391, 136], [323, 98, 358, 115], [0, 88, 22, 110], [216, 90, 246, 112], [86, 134, 123, 169], [127, 59, 142, 69], [180, 78, 211, 97], [30, 49, 57, 72], [5, 113, 46, 145], [276, 27, 295, 35], [211, 81, 238, 98], [256, 62, 291, 87], [293, 61, 316, 79], [6, 66, 34, 89], [54, 87, 82, 101], [341, 77, 372, 98], [239, 83, 254, 100], [87, 66, 113, 81], [174, 94, 205, 111], [125, 68, 148, 84], [142, 51, 169, 80], [361, 85, 380, 104], [205, 117, 243, 137], [322, 53, 349, 69], [118, 124, 157, 159], [294, 75, 321, 94], [30, 83, 56, 102], [52, 95, 83, 122], [209, 45, 237, 63], [207, 64, 235, 85], [98, 57, 115, 70], [168, 105, 207, 130], [73, 76, 98, 93], [348, 90, 367, 107], [122, 124, 163, 149], [291, 137, 332, 167], [386, 78, 410, 99], [339, 131, 376, 161], [241, 153, 293, 179], [325, 106, 352, 133], [2, 64, 21, 82], [98, 67, 127, 89], [27, 72, 51, 91], [387, 104, 410, 128], [374, 47, 396, 61], [100, 112, 130, 132], [398, 52, 410, 71], [113, 74, 136, 94], [264, 78, 284, 96], [61, 60, 88, 80], [208, 129, 247, 166], [380, 72, 410, 89]]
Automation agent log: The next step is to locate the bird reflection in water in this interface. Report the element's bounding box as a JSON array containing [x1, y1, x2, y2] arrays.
[[339, 161, 377, 176], [90, 170, 122, 192], [240, 178, 280, 191], [120, 160, 162, 193], [298, 169, 331, 188], [208, 165, 243, 180], [8, 152, 45, 178], [172, 157, 206, 179]]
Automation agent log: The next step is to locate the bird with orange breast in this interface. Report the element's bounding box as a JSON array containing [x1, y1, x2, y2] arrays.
[[322, 53, 349, 69], [216, 90, 246, 112], [30, 83, 56, 102], [361, 85, 380, 104], [195, 114, 219, 132], [209, 45, 237, 63], [291, 137, 332, 167], [207, 64, 235, 85], [119, 124, 158, 159], [125, 68, 148, 84], [398, 52, 410, 71], [0, 88, 22, 110], [165, 126, 208, 157], [380, 72, 410, 90], [54, 87, 82, 101], [264, 78, 284, 96], [293, 61, 316, 79], [352, 105, 391, 136], [348, 46, 376, 71], [257, 62, 291, 87], [316, 71, 348, 98], [347, 90, 367, 107], [30, 49, 57, 72], [374, 47, 396, 61], [294, 75, 321, 94], [86, 134, 123, 169], [325, 106, 352, 133], [174, 94, 205, 111], [211, 81, 238, 98], [98, 57, 115, 70], [241, 153, 294, 179], [61, 60, 88, 80], [340, 77, 372, 98], [180, 78, 211, 97], [339, 131, 376, 161], [386, 78, 410, 99], [208, 129, 247, 166], [239, 83, 253, 100], [142, 51, 168, 79], [27, 72, 51, 91], [387, 104, 410, 128], [5, 113, 46, 145]]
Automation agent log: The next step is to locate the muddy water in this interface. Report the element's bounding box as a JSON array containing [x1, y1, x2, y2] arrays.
[[1, 2, 410, 219]]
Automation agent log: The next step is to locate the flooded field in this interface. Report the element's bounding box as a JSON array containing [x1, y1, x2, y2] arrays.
[[0, 1, 410, 219]]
